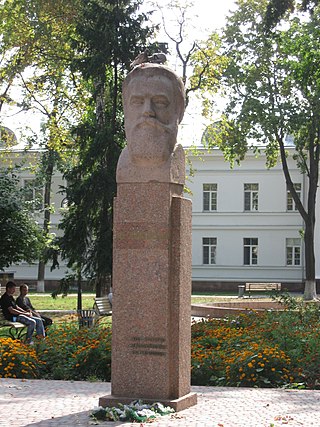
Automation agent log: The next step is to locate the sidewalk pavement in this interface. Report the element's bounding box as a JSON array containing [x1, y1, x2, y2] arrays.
[[1, 378, 320, 427]]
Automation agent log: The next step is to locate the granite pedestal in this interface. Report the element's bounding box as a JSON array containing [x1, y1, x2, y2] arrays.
[[99, 183, 196, 411]]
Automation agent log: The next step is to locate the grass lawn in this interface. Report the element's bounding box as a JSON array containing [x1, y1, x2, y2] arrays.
[[27, 294, 96, 310], [25, 292, 276, 311]]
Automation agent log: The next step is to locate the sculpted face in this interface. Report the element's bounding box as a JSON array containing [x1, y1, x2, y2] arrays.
[[124, 72, 181, 166]]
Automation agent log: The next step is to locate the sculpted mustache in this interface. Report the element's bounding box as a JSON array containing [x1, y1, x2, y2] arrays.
[[133, 119, 175, 134]]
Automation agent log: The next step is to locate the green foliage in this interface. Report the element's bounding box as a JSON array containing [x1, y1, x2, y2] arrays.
[[189, 33, 228, 115], [59, 0, 154, 294], [0, 0, 88, 287], [272, 291, 320, 324], [201, 117, 248, 167], [0, 0, 83, 131], [0, 171, 44, 269], [1, 0, 155, 290], [1, 300, 320, 388], [199, 0, 320, 294], [264, 0, 319, 30], [36, 322, 112, 381], [74, 0, 152, 77], [59, 127, 119, 287]]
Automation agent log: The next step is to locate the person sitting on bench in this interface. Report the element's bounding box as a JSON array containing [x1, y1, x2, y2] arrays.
[[0, 281, 45, 344], [16, 283, 53, 329]]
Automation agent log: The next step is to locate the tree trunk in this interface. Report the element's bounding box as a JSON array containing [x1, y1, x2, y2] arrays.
[[96, 277, 102, 298], [278, 137, 318, 300], [77, 268, 82, 311], [37, 150, 54, 292], [304, 280, 317, 300], [303, 217, 317, 300]]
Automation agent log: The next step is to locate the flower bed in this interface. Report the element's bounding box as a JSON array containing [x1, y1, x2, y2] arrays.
[[191, 300, 320, 389], [0, 296, 319, 389]]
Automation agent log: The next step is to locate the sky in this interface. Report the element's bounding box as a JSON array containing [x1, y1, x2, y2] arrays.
[[150, 0, 237, 38], [149, 0, 238, 145], [2, 0, 237, 148]]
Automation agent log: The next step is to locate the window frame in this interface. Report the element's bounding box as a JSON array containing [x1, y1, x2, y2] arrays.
[[243, 237, 258, 265], [203, 183, 217, 212], [286, 238, 301, 266], [23, 178, 44, 211], [287, 183, 301, 211], [244, 183, 259, 211], [202, 237, 217, 265]]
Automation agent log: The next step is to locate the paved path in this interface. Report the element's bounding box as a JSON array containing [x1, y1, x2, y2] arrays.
[[0, 378, 320, 427]]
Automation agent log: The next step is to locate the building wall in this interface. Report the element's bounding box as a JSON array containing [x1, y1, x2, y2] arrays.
[[187, 148, 311, 290], [3, 146, 319, 292]]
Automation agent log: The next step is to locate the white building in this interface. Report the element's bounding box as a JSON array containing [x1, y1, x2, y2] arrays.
[[2, 142, 320, 293], [187, 146, 319, 292]]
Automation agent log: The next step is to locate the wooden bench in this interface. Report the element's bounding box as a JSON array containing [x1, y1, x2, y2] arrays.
[[244, 282, 281, 297], [93, 296, 112, 323], [0, 310, 27, 340]]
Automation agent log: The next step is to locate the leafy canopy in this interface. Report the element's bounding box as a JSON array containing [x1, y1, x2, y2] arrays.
[[0, 171, 44, 270]]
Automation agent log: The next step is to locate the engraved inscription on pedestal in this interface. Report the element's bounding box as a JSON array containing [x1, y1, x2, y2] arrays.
[[130, 336, 167, 356]]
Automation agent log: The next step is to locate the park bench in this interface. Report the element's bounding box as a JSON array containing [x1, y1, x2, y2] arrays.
[[0, 309, 27, 340], [93, 296, 112, 321], [77, 296, 112, 328], [241, 282, 281, 297]]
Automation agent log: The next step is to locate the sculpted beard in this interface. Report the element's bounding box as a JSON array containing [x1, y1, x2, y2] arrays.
[[127, 119, 177, 166]]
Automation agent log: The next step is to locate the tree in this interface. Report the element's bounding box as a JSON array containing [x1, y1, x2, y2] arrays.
[[18, 1, 84, 292], [153, 0, 224, 109], [201, 0, 320, 299], [0, 0, 85, 291], [264, 0, 319, 29], [0, 171, 44, 270], [58, 0, 154, 296]]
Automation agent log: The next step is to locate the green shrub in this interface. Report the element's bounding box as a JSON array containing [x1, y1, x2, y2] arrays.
[[37, 321, 112, 381]]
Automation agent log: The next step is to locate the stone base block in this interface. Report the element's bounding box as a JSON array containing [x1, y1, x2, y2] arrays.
[[99, 392, 197, 412]]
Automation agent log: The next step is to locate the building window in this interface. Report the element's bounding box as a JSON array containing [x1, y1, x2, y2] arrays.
[[243, 238, 258, 265], [286, 238, 301, 266], [287, 183, 301, 211], [203, 184, 217, 211], [23, 179, 44, 210], [244, 183, 259, 211], [203, 237, 217, 265]]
